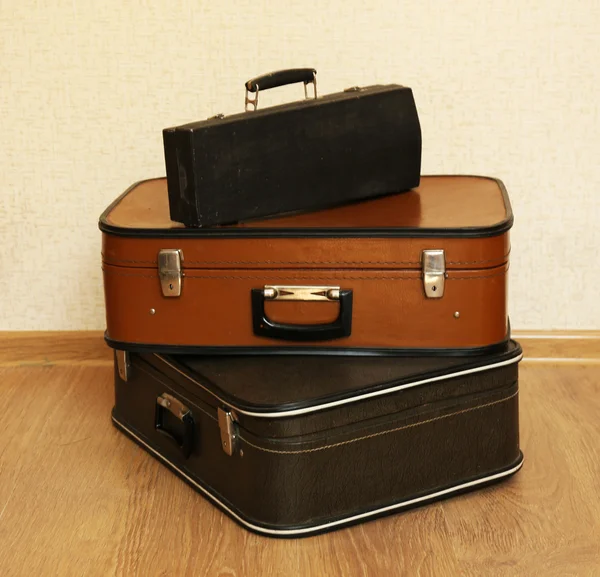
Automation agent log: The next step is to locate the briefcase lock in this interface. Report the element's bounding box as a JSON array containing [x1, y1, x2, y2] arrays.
[[422, 249, 446, 298], [158, 249, 183, 297]]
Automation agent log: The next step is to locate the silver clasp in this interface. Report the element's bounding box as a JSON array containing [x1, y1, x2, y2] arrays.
[[422, 250, 446, 298], [157, 393, 191, 421], [158, 249, 183, 297], [218, 408, 237, 456], [116, 350, 130, 381]]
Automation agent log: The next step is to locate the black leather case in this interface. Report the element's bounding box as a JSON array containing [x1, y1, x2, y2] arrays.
[[163, 69, 421, 227], [112, 341, 523, 537]]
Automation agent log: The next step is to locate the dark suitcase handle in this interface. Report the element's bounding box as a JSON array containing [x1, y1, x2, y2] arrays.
[[155, 393, 194, 459], [251, 286, 353, 341], [244, 68, 317, 111], [245, 68, 316, 92]]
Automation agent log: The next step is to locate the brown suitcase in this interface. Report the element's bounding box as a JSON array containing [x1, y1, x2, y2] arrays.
[[100, 175, 512, 355]]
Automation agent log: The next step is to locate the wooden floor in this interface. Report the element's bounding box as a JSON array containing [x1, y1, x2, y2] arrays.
[[0, 333, 599, 576]]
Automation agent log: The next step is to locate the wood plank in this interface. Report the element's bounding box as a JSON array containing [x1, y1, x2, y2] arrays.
[[0, 331, 111, 366], [0, 330, 598, 366], [516, 330, 600, 363], [0, 363, 598, 575], [441, 364, 600, 575]]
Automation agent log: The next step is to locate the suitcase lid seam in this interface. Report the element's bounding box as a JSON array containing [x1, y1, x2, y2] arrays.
[[153, 351, 522, 419]]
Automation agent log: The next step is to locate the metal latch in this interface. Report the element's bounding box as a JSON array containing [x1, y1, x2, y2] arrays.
[[156, 393, 195, 459], [422, 249, 446, 298], [218, 408, 237, 456], [157, 393, 190, 420], [116, 350, 130, 381], [158, 249, 183, 297]]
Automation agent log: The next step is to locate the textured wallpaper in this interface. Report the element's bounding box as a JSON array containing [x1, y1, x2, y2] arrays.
[[1, 0, 599, 330]]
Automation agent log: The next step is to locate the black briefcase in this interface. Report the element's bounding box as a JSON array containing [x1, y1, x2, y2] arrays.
[[163, 68, 421, 226], [111, 341, 523, 537]]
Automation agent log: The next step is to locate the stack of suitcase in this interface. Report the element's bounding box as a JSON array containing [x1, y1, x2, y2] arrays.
[[101, 69, 523, 537]]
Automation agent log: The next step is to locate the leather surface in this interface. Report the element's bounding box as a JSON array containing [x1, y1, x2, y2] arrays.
[[152, 341, 520, 408], [102, 234, 510, 271], [102, 175, 509, 232], [112, 349, 521, 528], [101, 175, 510, 350], [142, 341, 521, 437], [103, 263, 508, 349]]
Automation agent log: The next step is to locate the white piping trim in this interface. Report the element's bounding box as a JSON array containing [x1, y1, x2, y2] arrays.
[[113, 416, 523, 537], [153, 353, 523, 419]]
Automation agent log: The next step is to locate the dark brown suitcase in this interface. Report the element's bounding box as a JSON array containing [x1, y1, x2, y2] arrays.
[[100, 175, 512, 355], [163, 68, 421, 226], [111, 341, 523, 537]]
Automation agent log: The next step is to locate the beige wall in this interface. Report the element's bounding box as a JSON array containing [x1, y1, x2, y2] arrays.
[[1, 1, 599, 330]]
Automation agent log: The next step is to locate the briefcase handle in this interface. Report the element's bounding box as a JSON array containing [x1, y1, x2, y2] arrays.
[[155, 393, 195, 459], [251, 285, 353, 341], [245, 68, 317, 111]]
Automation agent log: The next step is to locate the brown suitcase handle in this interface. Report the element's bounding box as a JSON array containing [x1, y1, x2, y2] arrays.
[[251, 286, 353, 341], [244, 68, 317, 111]]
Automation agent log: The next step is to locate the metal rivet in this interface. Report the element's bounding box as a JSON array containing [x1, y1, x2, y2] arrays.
[[150, 308, 156, 315], [454, 311, 460, 318], [327, 288, 340, 300]]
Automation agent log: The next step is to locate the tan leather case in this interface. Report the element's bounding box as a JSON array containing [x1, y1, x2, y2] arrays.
[[100, 175, 511, 354]]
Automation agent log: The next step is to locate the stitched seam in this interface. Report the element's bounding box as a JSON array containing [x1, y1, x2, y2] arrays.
[[102, 256, 510, 266], [451, 272, 506, 280], [448, 258, 507, 265], [102, 270, 507, 281], [237, 391, 518, 455], [101, 256, 157, 264], [186, 260, 421, 265], [449, 249, 511, 265], [102, 270, 157, 279]]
